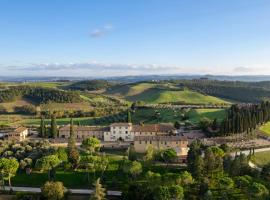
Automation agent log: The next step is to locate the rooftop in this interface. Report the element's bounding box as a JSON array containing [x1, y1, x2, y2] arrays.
[[59, 125, 109, 132], [110, 123, 132, 127], [134, 135, 187, 141], [132, 123, 175, 133]]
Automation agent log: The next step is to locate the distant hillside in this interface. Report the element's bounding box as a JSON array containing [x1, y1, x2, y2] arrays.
[[66, 80, 114, 91], [0, 86, 82, 104], [173, 80, 270, 103], [106, 82, 229, 104]]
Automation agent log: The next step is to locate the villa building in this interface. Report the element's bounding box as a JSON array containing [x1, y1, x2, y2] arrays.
[[133, 135, 188, 162], [0, 126, 29, 141], [58, 125, 109, 140], [59, 122, 176, 142], [103, 123, 176, 142]]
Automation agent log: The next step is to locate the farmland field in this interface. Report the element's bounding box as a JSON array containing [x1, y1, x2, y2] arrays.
[[107, 82, 230, 105], [259, 121, 270, 136], [0, 108, 227, 126], [187, 109, 227, 123], [252, 150, 270, 167]]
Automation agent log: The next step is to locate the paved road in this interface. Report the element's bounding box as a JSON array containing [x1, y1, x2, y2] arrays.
[[2, 186, 122, 196], [231, 147, 270, 157]]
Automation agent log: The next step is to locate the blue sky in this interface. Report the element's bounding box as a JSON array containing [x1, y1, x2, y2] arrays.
[[0, 0, 270, 76]]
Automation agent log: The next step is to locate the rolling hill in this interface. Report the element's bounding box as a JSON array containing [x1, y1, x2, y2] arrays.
[[106, 82, 230, 104]]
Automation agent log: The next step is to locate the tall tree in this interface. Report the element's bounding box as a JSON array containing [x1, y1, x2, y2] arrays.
[[174, 121, 181, 130], [35, 155, 61, 180], [50, 114, 58, 138], [0, 158, 19, 190], [90, 178, 106, 200], [127, 110, 132, 123], [39, 116, 46, 138], [68, 118, 80, 168], [81, 137, 101, 155]]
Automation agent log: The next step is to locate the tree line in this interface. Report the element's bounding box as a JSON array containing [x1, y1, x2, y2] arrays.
[[220, 102, 270, 136], [173, 79, 270, 103]]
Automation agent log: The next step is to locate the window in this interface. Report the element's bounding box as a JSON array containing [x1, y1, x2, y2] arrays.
[[61, 135, 65, 138], [126, 131, 128, 134], [150, 140, 152, 144]]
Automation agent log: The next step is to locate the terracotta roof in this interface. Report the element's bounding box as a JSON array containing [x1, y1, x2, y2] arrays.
[[134, 135, 187, 142], [110, 123, 132, 127], [59, 125, 109, 132], [132, 124, 175, 133], [13, 127, 28, 133]]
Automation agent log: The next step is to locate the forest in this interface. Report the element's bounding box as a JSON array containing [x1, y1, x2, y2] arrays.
[[0, 86, 82, 103], [174, 79, 270, 103]]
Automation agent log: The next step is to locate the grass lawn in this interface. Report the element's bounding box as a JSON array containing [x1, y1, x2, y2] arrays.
[[131, 107, 182, 124], [1, 107, 227, 126], [251, 150, 270, 167], [259, 121, 270, 136], [187, 109, 227, 124], [131, 107, 226, 125]]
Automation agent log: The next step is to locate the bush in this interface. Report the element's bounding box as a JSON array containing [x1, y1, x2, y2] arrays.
[[41, 181, 65, 200], [14, 105, 36, 115]]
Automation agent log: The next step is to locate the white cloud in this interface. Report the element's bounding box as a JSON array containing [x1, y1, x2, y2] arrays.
[[233, 66, 270, 74], [89, 24, 114, 38]]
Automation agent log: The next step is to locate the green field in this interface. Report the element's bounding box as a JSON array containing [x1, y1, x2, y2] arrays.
[[187, 109, 227, 123], [0, 108, 226, 126], [252, 150, 270, 167], [128, 108, 226, 125], [107, 82, 230, 105], [0, 81, 71, 89], [259, 121, 270, 136]]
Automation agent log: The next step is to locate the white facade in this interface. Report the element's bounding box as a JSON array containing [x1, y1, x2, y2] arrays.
[[103, 123, 175, 142], [0, 127, 29, 141], [104, 123, 134, 142]]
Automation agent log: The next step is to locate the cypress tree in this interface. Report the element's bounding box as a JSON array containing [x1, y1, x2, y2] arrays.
[[127, 110, 132, 123], [50, 114, 58, 138], [39, 117, 46, 138], [68, 118, 80, 168]]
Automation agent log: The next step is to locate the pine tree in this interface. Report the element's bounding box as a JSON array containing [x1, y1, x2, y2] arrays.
[[90, 178, 106, 200], [50, 114, 58, 138]]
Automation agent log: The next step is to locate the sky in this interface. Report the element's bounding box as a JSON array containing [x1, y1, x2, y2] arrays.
[[0, 0, 270, 77]]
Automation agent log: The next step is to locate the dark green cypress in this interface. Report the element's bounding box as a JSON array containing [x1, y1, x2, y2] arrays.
[[50, 114, 58, 138]]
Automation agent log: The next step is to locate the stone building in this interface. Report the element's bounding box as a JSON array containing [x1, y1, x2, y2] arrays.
[[103, 123, 175, 142], [0, 126, 29, 141], [58, 125, 109, 140], [134, 135, 188, 162]]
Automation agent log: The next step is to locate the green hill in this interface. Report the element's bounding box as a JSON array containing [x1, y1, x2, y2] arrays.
[[106, 82, 230, 104], [67, 80, 114, 91]]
